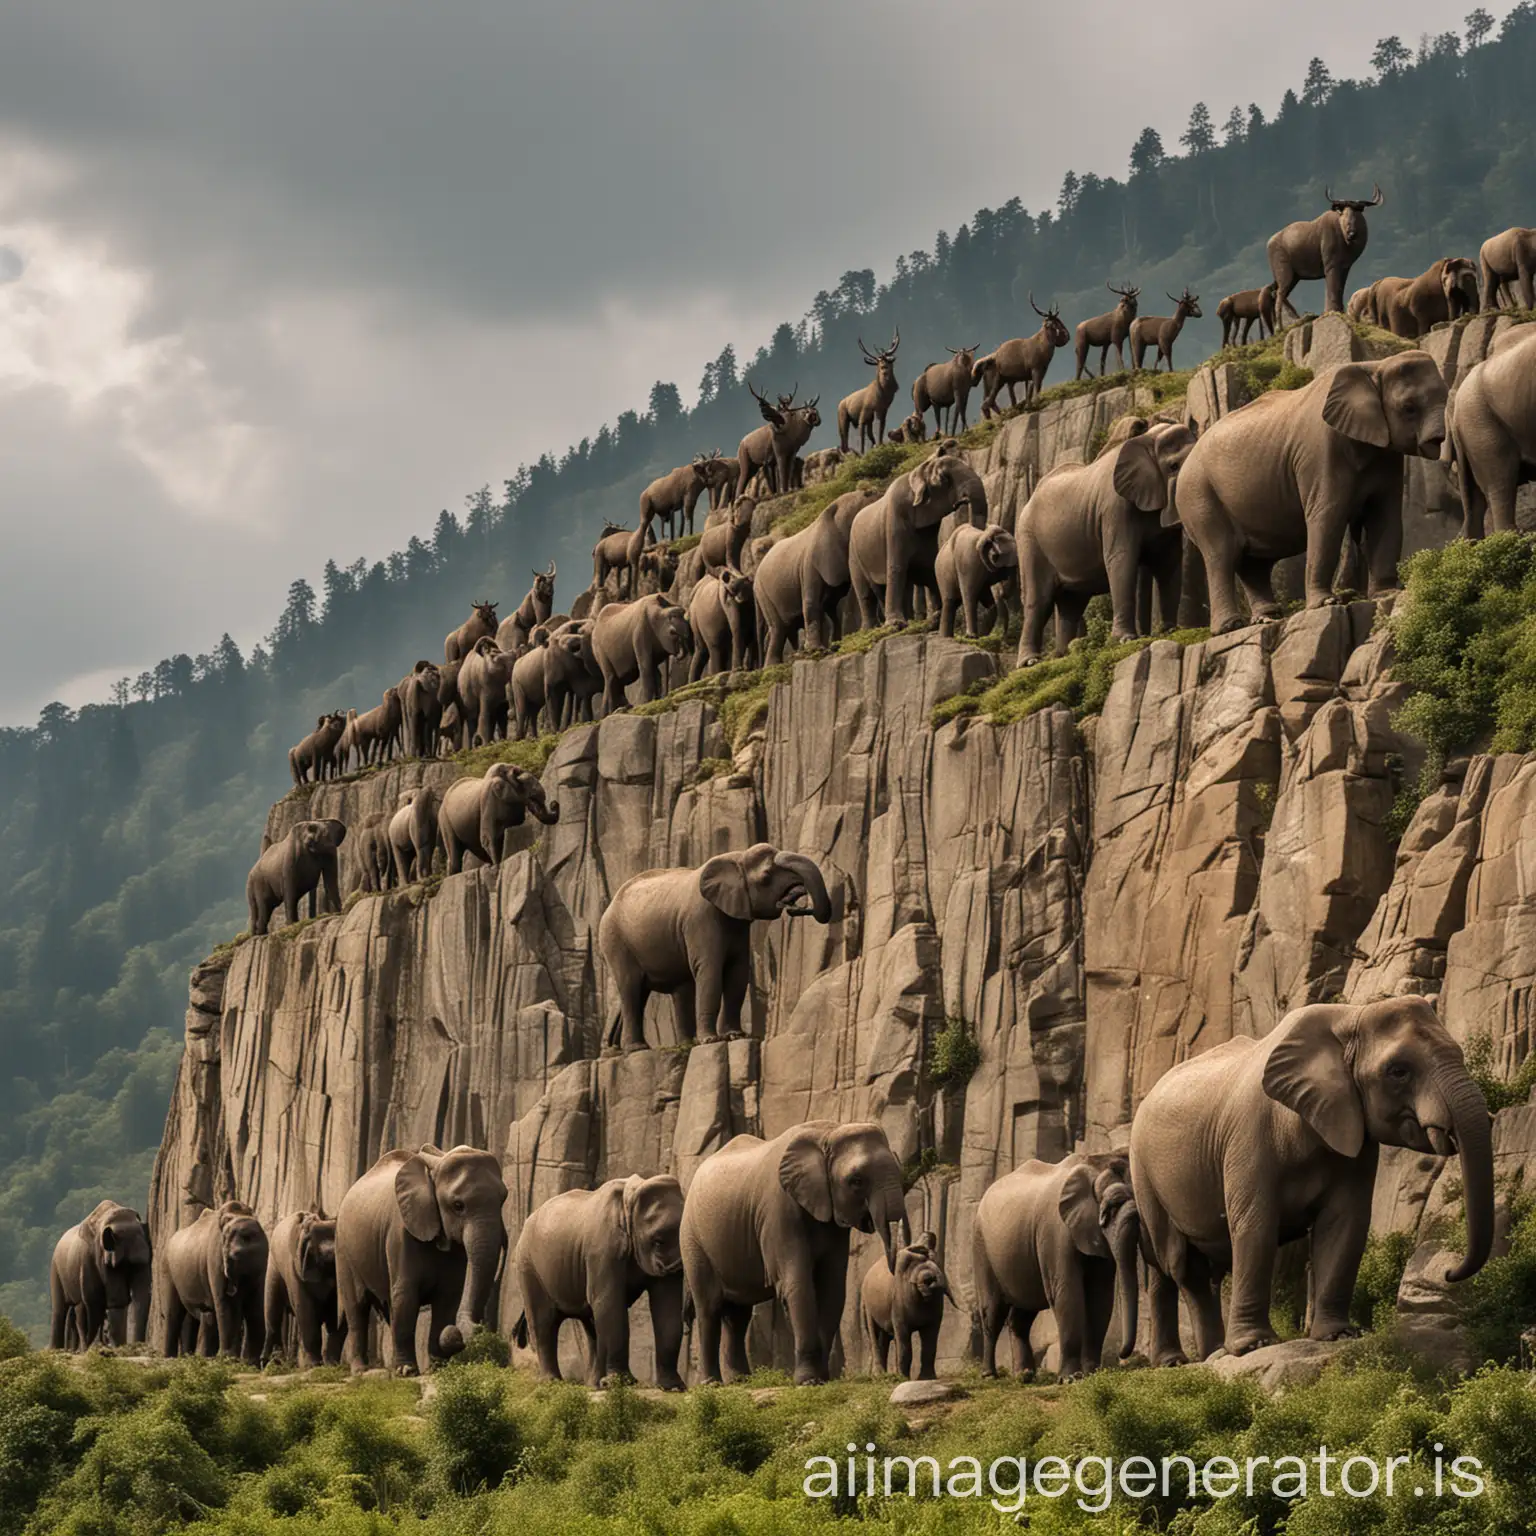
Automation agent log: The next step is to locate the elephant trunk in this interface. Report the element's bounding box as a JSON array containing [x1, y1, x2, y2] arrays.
[[868, 1179, 909, 1275], [775, 853, 832, 923], [1110, 1205, 1141, 1360], [1435, 1057, 1495, 1283], [442, 1225, 503, 1355]]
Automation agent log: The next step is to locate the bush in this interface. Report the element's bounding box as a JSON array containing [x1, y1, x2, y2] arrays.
[[1458, 1193, 1536, 1365], [1351, 1230, 1416, 1333], [1463, 1031, 1536, 1113], [0, 1314, 27, 1360], [432, 1362, 523, 1494], [928, 1018, 981, 1087]]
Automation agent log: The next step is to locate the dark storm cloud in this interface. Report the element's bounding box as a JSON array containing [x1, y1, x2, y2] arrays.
[[0, 0, 1469, 720]]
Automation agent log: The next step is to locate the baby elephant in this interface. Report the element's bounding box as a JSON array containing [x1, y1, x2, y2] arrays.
[[936, 523, 1018, 638], [161, 1201, 270, 1362], [861, 1231, 954, 1380], [511, 1174, 686, 1390], [264, 1209, 346, 1368], [246, 819, 347, 935]]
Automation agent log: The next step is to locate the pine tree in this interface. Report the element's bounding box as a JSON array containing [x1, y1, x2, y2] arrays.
[[1179, 102, 1216, 155], [1057, 170, 1080, 219], [647, 380, 684, 425], [1129, 126, 1165, 176], [1247, 102, 1266, 136], [1302, 57, 1334, 105], [1465, 7, 1493, 47], [1372, 35, 1411, 76], [1222, 105, 1245, 144]]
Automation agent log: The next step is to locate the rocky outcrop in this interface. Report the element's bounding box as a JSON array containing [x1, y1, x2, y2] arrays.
[[152, 315, 1536, 1381]]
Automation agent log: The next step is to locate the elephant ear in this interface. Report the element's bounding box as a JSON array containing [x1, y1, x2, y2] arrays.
[[778, 1126, 835, 1223], [395, 1154, 446, 1246], [907, 457, 946, 506], [699, 854, 752, 921], [1261, 1004, 1366, 1158], [1322, 365, 1392, 447], [1112, 435, 1167, 514], [1059, 1164, 1111, 1258], [618, 1174, 646, 1253], [321, 818, 347, 848]]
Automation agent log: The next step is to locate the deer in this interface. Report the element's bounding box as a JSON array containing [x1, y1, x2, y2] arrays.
[[1074, 282, 1141, 378], [911, 343, 979, 435], [837, 330, 901, 453], [1217, 285, 1277, 346], [973, 296, 1072, 418], [737, 382, 820, 500], [1130, 289, 1203, 372]]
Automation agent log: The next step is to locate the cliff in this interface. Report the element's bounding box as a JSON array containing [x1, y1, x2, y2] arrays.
[[150, 312, 1536, 1378]]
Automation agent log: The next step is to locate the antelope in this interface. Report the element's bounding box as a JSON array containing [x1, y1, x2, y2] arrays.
[[911, 343, 979, 435], [837, 330, 901, 453], [973, 296, 1071, 417], [1130, 289, 1203, 372], [1074, 282, 1141, 378], [737, 382, 821, 499], [1217, 285, 1276, 347]]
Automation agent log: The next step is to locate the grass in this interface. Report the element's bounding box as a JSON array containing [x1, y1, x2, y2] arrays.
[[633, 663, 795, 750], [451, 731, 560, 779]]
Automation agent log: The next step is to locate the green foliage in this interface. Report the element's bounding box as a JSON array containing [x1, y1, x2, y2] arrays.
[[928, 1017, 980, 1087], [452, 732, 560, 780], [1351, 1230, 1417, 1333], [1463, 1032, 1536, 1113], [430, 1363, 522, 1494], [1457, 1186, 1536, 1365]]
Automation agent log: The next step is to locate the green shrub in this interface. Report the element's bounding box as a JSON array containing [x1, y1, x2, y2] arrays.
[[431, 1362, 523, 1494], [1458, 1192, 1536, 1365], [1351, 1230, 1417, 1333], [690, 1389, 774, 1474], [454, 1328, 513, 1368], [0, 1315, 27, 1360], [928, 1018, 981, 1087], [1463, 1031, 1536, 1112]]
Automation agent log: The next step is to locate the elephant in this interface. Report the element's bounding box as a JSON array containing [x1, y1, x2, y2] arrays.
[[1218, 285, 1276, 346], [397, 662, 443, 759], [859, 1231, 954, 1380], [754, 487, 882, 662], [935, 522, 1017, 638], [263, 1209, 346, 1368], [849, 453, 989, 628], [1480, 225, 1536, 311], [289, 712, 348, 786], [591, 593, 692, 714], [437, 762, 559, 874], [335, 1144, 508, 1376], [1131, 997, 1493, 1364], [160, 1201, 269, 1362], [543, 619, 603, 729], [593, 522, 639, 600], [510, 1174, 685, 1390], [1373, 258, 1480, 338], [1171, 351, 1448, 634], [1445, 322, 1536, 537], [444, 600, 499, 664], [509, 641, 554, 739], [456, 636, 513, 748], [680, 1119, 908, 1385], [598, 843, 832, 1051], [1016, 422, 1197, 662], [972, 1153, 1140, 1380], [352, 812, 394, 894], [699, 496, 757, 576], [1267, 186, 1382, 319], [341, 687, 403, 772], [687, 569, 756, 678], [49, 1200, 152, 1351], [388, 786, 440, 886], [246, 818, 347, 935]]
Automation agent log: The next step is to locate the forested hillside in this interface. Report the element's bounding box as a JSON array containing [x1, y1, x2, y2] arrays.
[[4, 8, 1536, 1338]]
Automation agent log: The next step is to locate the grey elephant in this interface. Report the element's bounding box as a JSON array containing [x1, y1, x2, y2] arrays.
[[397, 662, 443, 759], [599, 843, 832, 1051], [1016, 422, 1196, 662], [849, 453, 988, 628], [1374, 257, 1480, 338], [456, 636, 513, 748], [388, 786, 439, 886], [591, 593, 692, 714], [1446, 323, 1536, 537], [755, 487, 881, 663], [1172, 352, 1447, 634], [681, 1120, 908, 1385], [935, 522, 1017, 638], [699, 496, 757, 576], [352, 812, 394, 894], [49, 1200, 152, 1350], [264, 1209, 346, 1367], [1131, 997, 1493, 1364], [1480, 225, 1536, 310], [335, 1144, 508, 1375], [289, 712, 348, 786], [688, 569, 756, 677], [973, 1153, 1140, 1380], [509, 641, 554, 739], [247, 818, 347, 935], [1268, 186, 1382, 319], [860, 1231, 954, 1380], [511, 1175, 685, 1390], [543, 619, 603, 729], [438, 762, 559, 874], [160, 1201, 269, 1362], [444, 600, 499, 664]]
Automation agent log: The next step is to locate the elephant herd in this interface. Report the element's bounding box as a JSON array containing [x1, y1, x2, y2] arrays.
[[48, 995, 1493, 1388]]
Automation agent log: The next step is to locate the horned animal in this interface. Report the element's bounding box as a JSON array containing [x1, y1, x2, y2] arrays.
[[911, 343, 978, 435], [737, 383, 820, 499], [975, 295, 1071, 416], [837, 331, 901, 453], [1267, 185, 1382, 320], [1130, 289, 1202, 372], [1074, 283, 1141, 378]]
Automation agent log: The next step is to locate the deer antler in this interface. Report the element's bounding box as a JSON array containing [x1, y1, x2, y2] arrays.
[[748, 379, 785, 425], [1365, 183, 1384, 207], [886, 327, 900, 357], [857, 337, 877, 364], [1030, 291, 1049, 317]]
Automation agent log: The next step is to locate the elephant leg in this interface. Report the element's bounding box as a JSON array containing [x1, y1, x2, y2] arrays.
[[78, 1295, 105, 1350], [264, 1269, 288, 1364], [527, 1291, 564, 1382], [871, 1324, 891, 1374], [961, 583, 981, 638], [389, 1286, 421, 1375], [615, 969, 649, 1052], [689, 643, 706, 684], [324, 1306, 347, 1367], [1053, 591, 1088, 658], [1145, 1267, 1187, 1366], [1007, 1308, 1038, 1378], [1302, 505, 1349, 608], [341, 1289, 373, 1374], [975, 1254, 1007, 1376], [1358, 493, 1405, 592], [649, 1273, 686, 1391], [1178, 1248, 1227, 1362], [1083, 1264, 1115, 1374], [162, 1290, 187, 1357], [917, 1324, 939, 1382], [242, 1286, 266, 1365], [427, 1291, 457, 1368], [693, 1295, 725, 1385], [1018, 554, 1056, 664], [1052, 1274, 1090, 1380], [1308, 1167, 1374, 1342], [721, 1302, 753, 1382], [852, 571, 879, 632], [1225, 1212, 1283, 1355], [781, 1273, 828, 1384], [1236, 555, 1281, 623], [198, 1313, 219, 1357], [1483, 468, 1521, 537], [592, 1290, 631, 1385], [1106, 533, 1143, 641], [49, 1282, 68, 1350], [215, 1295, 241, 1358], [896, 1327, 914, 1381], [296, 1291, 325, 1369], [716, 952, 749, 1040], [1152, 542, 1182, 634]]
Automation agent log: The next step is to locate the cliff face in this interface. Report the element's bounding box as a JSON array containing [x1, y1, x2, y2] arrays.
[[151, 312, 1536, 1379]]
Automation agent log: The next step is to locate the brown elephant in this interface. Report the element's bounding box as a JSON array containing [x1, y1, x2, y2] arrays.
[[247, 818, 347, 935], [387, 787, 440, 885], [160, 1201, 269, 1362], [438, 762, 559, 874], [511, 1175, 685, 1390], [542, 618, 603, 729], [1373, 257, 1480, 338], [1268, 186, 1382, 319], [860, 1231, 954, 1381], [49, 1200, 152, 1350], [264, 1209, 346, 1367], [935, 522, 1018, 638], [1480, 226, 1536, 310], [335, 1145, 508, 1375], [1171, 351, 1447, 633], [591, 593, 692, 714], [599, 843, 833, 1051], [687, 569, 756, 678], [698, 496, 757, 576], [456, 636, 513, 748], [444, 601, 499, 664], [1132, 998, 1493, 1363], [1446, 323, 1536, 537], [396, 663, 443, 759], [289, 712, 348, 786]]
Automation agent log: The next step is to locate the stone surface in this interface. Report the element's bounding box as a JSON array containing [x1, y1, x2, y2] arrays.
[[1393, 1244, 1478, 1376], [1206, 1338, 1348, 1390], [889, 1378, 959, 1405]]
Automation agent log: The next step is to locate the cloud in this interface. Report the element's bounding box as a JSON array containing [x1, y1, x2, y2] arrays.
[[0, 0, 1469, 720]]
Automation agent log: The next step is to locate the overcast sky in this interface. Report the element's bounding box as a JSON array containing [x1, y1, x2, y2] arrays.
[[0, 0, 1467, 723]]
